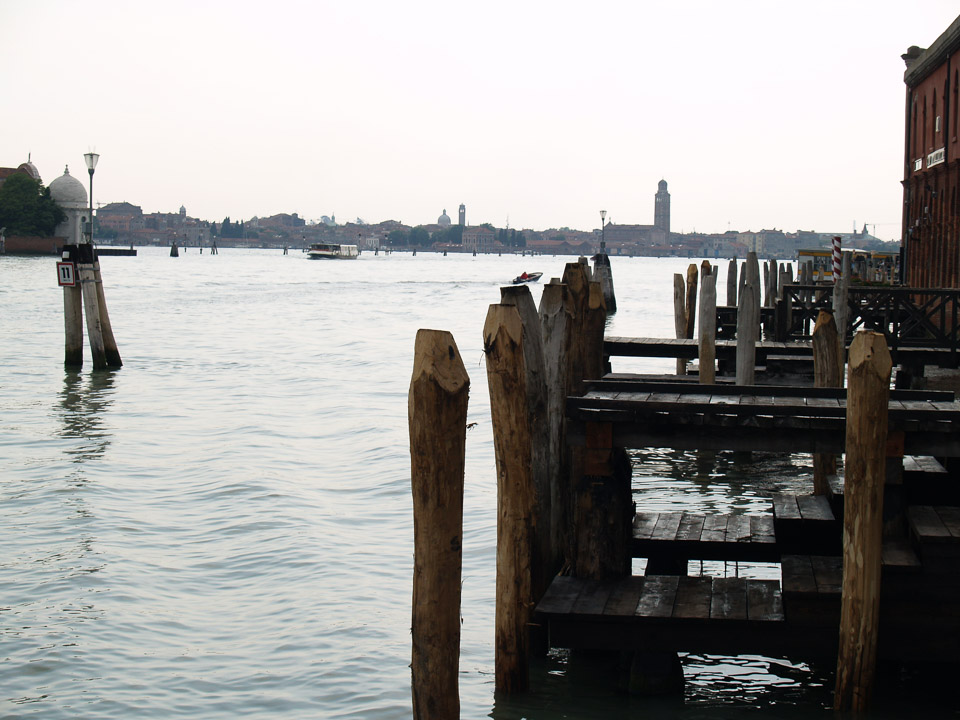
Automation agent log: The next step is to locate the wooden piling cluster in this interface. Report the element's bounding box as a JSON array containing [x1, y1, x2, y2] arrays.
[[62, 243, 122, 369], [482, 259, 618, 692]]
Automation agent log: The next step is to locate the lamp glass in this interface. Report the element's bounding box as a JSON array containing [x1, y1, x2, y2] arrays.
[[84, 152, 99, 172], [600, 210, 607, 221]]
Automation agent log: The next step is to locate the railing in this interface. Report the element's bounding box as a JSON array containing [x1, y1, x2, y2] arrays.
[[767, 285, 960, 356]]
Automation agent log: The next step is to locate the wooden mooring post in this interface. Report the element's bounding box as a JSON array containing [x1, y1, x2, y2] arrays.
[[735, 254, 759, 385], [409, 329, 469, 720], [698, 262, 717, 385], [812, 311, 841, 495], [484, 303, 540, 693], [834, 331, 892, 713], [62, 244, 123, 369], [539, 279, 573, 574]]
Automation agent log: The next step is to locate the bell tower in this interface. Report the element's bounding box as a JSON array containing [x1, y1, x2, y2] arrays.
[[654, 179, 670, 234]]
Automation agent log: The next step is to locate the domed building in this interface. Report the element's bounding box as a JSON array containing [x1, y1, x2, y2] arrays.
[[437, 209, 451, 227], [49, 166, 89, 245]]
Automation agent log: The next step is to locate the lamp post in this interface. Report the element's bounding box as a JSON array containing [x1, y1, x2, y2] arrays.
[[83, 152, 99, 245], [600, 209, 607, 253]]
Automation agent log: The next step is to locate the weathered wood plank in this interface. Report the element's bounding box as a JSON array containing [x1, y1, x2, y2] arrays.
[[572, 580, 616, 616], [746, 579, 785, 622], [637, 575, 680, 618], [677, 513, 706, 542], [908, 505, 953, 543], [772, 494, 801, 521], [797, 494, 835, 522], [811, 555, 842, 594], [711, 577, 748, 621], [652, 512, 683, 541], [674, 576, 713, 619], [632, 512, 660, 541], [780, 554, 816, 594], [750, 515, 776, 544], [701, 514, 728, 543], [604, 576, 645, 616], [536, 575, 583, 615]]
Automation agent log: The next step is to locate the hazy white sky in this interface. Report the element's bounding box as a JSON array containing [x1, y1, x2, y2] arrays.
[[4, 2, 958, 239]]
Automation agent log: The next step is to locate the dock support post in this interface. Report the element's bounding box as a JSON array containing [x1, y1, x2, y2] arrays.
[[77, 256, 107, 369], [409, 329, 469, 720], [673, 273, 687, 375], [501, 285, 553, 598], [539, 280, 573, 576], [834, 331, 891, 713], [93, 259, 122, 367], [736, 258, 759, 386], [484, 305, 537, 693], [726, 258, 737, 306], [62, 245, 84, 366], [592, 253, 617, 313], [812, 311, 841, 495], [698, 262, 717, 384]]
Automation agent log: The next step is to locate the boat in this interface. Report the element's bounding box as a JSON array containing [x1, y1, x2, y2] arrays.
[[305, 243, 359, 260], [511, 271, 542, 284]]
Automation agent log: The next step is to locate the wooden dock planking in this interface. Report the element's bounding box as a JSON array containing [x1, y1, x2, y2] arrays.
[[631, 511, 779, 562], [711, 576, 748, 620], [637, 575, 679, 617]]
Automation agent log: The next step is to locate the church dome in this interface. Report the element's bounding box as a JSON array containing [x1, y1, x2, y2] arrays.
[[437, 209, 451, 226], [49, 166, 87, 209]]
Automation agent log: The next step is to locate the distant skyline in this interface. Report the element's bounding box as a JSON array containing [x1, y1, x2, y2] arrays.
[[4, 2, 959, 242]]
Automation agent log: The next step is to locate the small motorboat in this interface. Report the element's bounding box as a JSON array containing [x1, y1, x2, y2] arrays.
[[512, 271, 542, 284]]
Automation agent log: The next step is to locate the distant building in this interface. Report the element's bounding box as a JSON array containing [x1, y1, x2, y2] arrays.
[[437, 209, 451, 226], [654, 179, 670, 234], [0, 155, 41, 189], [458, 204, 466, 227], [461, 225, 496, 252], [901, 15, 960, 288], [49, 165, 88, 245]]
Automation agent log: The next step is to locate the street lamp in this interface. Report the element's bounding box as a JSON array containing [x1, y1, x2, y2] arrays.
[[83, 152, 99, 245], [600, 209, 607, 253]]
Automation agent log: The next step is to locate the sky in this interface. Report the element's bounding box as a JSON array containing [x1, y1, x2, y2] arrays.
[[3, 2, 959, 240]]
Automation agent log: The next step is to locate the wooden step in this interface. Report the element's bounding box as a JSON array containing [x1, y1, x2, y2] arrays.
[[902, 456, 957, 505], [772, 493, 840, 554], [535, 574, 800, 656], [631, 511, 778, 562], [907, 505, 960, 573]]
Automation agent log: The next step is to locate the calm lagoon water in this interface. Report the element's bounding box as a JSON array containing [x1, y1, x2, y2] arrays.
[[0, 249, 950, 718]]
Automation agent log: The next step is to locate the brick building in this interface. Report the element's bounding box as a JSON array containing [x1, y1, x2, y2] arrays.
[[901, 15, 960, 288]]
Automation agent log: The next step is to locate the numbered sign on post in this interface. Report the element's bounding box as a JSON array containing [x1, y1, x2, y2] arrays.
[[57, 261, 76, 287]]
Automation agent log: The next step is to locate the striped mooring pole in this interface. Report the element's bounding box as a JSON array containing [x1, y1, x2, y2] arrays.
[[833, 235, 841, 282], [832, 235, 842, 282]]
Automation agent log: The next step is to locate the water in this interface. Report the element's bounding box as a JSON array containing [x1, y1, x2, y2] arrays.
[[0, 249, 951, 718]]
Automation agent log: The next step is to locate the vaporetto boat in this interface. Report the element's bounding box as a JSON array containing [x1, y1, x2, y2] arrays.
[[305, 243, 359, 259]]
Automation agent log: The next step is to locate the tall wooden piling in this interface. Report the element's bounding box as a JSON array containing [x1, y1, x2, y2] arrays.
[[93, 260, 122, 367], [501, 285, 553, 596], [812, 311, 842, 495], [77, 261, 108, 369], [673, 274, 687, 375], [684, 263, 698, 345], [834, 331, 892, 712], [726, 258, 737, 306], [484, 304, 537, 693], [698, 263, 717, 385], [409, 329, 469, 720], [736, 261, 759, 386], [592, 253, 617, 313], [539, 280, 573, 570], [62, 246, 84, 366]]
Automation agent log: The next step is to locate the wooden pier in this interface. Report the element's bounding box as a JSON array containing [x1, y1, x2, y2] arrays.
[[535, 376, 960, 671], [411, 258, 960, 715]]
